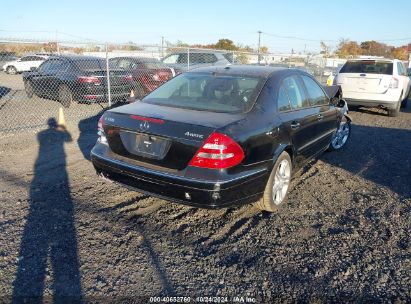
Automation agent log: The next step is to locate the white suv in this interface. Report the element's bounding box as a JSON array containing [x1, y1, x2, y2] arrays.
[[2, 55, 48, 75], [334, 58, 410, 116]]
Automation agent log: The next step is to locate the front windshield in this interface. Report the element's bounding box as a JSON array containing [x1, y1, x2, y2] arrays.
[[142, 73, 263, 113]]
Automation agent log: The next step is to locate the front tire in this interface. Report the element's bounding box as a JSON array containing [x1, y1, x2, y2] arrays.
[[58, 84, 73, 108], [254, 151, 292, 212], [6, 66, 17, 75], [329, 117, 351, 151]]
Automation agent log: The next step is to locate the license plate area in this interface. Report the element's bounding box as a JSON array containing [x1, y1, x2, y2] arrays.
[[119, 131, 171, 160]]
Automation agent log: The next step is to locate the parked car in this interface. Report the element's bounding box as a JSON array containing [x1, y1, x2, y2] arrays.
[[23, 55, 134, 107], [109, 57, 175, 99], [91, 66, 351, 212], [0, 52, 18, 71], [334, 58, 410, 116], [2, 54, 48, 74], [161, 50, 232, 71]]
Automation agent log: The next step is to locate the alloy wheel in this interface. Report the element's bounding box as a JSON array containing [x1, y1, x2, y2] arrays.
[[272, 159, 291, 205], [331, 120, 350, 150]]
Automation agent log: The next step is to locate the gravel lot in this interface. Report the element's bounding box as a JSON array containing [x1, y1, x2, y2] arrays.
[[0, 89, 410, 301]]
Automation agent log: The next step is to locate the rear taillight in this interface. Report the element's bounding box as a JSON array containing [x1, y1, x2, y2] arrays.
[[78, 76, 101, 85], [389, 77, 399, 89], [189, 132, 244, 169], [149, 73, 160, 81], [124, 74, 133, 81], [97, 115, 107, 145]]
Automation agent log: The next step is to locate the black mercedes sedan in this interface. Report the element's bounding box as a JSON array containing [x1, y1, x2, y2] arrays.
[[91, 66, 351, 212], [23, 55, 134, 107]]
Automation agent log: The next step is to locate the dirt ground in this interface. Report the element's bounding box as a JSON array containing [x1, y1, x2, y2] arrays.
[[0, 104, 410, 302]]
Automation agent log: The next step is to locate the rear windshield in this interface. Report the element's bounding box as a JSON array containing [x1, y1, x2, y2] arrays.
[[143, 73, 263, 113], [339, 60, 393, 75], [75, 59, 107, 70]]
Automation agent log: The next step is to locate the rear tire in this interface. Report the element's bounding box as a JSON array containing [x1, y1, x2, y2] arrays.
[[6, 66, 17, 75], [24, 80, 34, 98], [401, 91, 409, 108], [58, 84, 73, 108], [254, 151, 292, 212], [388, 97, 401, 117]]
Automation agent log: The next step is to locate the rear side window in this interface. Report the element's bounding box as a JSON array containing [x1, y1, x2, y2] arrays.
[[340, 60, 393, 75], [200, 53, 218, 63], [75, 59, 105, 70], [112, 58, 136, 70], [162, 54, 179, 64], [277, 86, 291, 112], [282, 76, 309, 110], [301, 75, 328, 106], [397, 62, 406, 76]]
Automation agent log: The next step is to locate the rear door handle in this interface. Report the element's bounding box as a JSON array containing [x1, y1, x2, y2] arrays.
[[290, 121, 300, 129], [317, 114, 323, 121]]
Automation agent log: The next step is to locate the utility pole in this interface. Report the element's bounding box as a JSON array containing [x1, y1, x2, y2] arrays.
[[55, 30, 60, 54], [161, 36, 165, 58], [257, 30, 262, 64]]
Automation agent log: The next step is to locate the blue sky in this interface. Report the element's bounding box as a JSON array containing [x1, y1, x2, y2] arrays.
[[1, 0, 411, 53]]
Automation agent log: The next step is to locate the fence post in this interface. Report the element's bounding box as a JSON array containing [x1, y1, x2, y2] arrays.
[[232, 51, 235, 64], [105, 43, 112, 108], [187, 47, 190, 70]]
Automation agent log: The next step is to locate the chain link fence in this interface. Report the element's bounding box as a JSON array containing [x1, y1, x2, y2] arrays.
[[0, 39, 346, 138]]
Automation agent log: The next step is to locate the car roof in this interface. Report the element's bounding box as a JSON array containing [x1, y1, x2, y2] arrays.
[[48, 54, 105, 61], [185, 65, 290, 78], [110, 56, 160, 62], [168, 50, 229, 54], [347, 58, 394, 62]]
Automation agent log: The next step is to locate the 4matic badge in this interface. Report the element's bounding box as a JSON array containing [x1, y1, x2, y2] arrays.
[[184, 131, 204, 139]]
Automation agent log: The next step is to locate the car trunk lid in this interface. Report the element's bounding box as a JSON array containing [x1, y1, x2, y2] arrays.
[[337, 73, 392, 94], [337, 60, 393, 94], [102, 102, 244, 171]]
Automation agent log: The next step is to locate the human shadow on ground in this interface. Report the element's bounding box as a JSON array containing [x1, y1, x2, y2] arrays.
[[12, 118, 83, 303]]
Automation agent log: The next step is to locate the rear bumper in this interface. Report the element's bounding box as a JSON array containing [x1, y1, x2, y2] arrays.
[[75, 85, 132, 103], [77, 92, 130, 103], [343, 89, 402, 109], [91, 145, 269, 209]]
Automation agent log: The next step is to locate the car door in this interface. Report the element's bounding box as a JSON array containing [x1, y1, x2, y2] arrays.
[[21, 56, 44, 72], [300, 75, 338, 151], [397, 62, 410, 98], [16, 56, 33, 72], [43, 59, 70, 99], [277, 75, 322, 167], [30, 60, 52, 96]]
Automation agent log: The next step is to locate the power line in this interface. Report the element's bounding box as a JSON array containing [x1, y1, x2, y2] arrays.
[[261, 31, 336, 42]]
